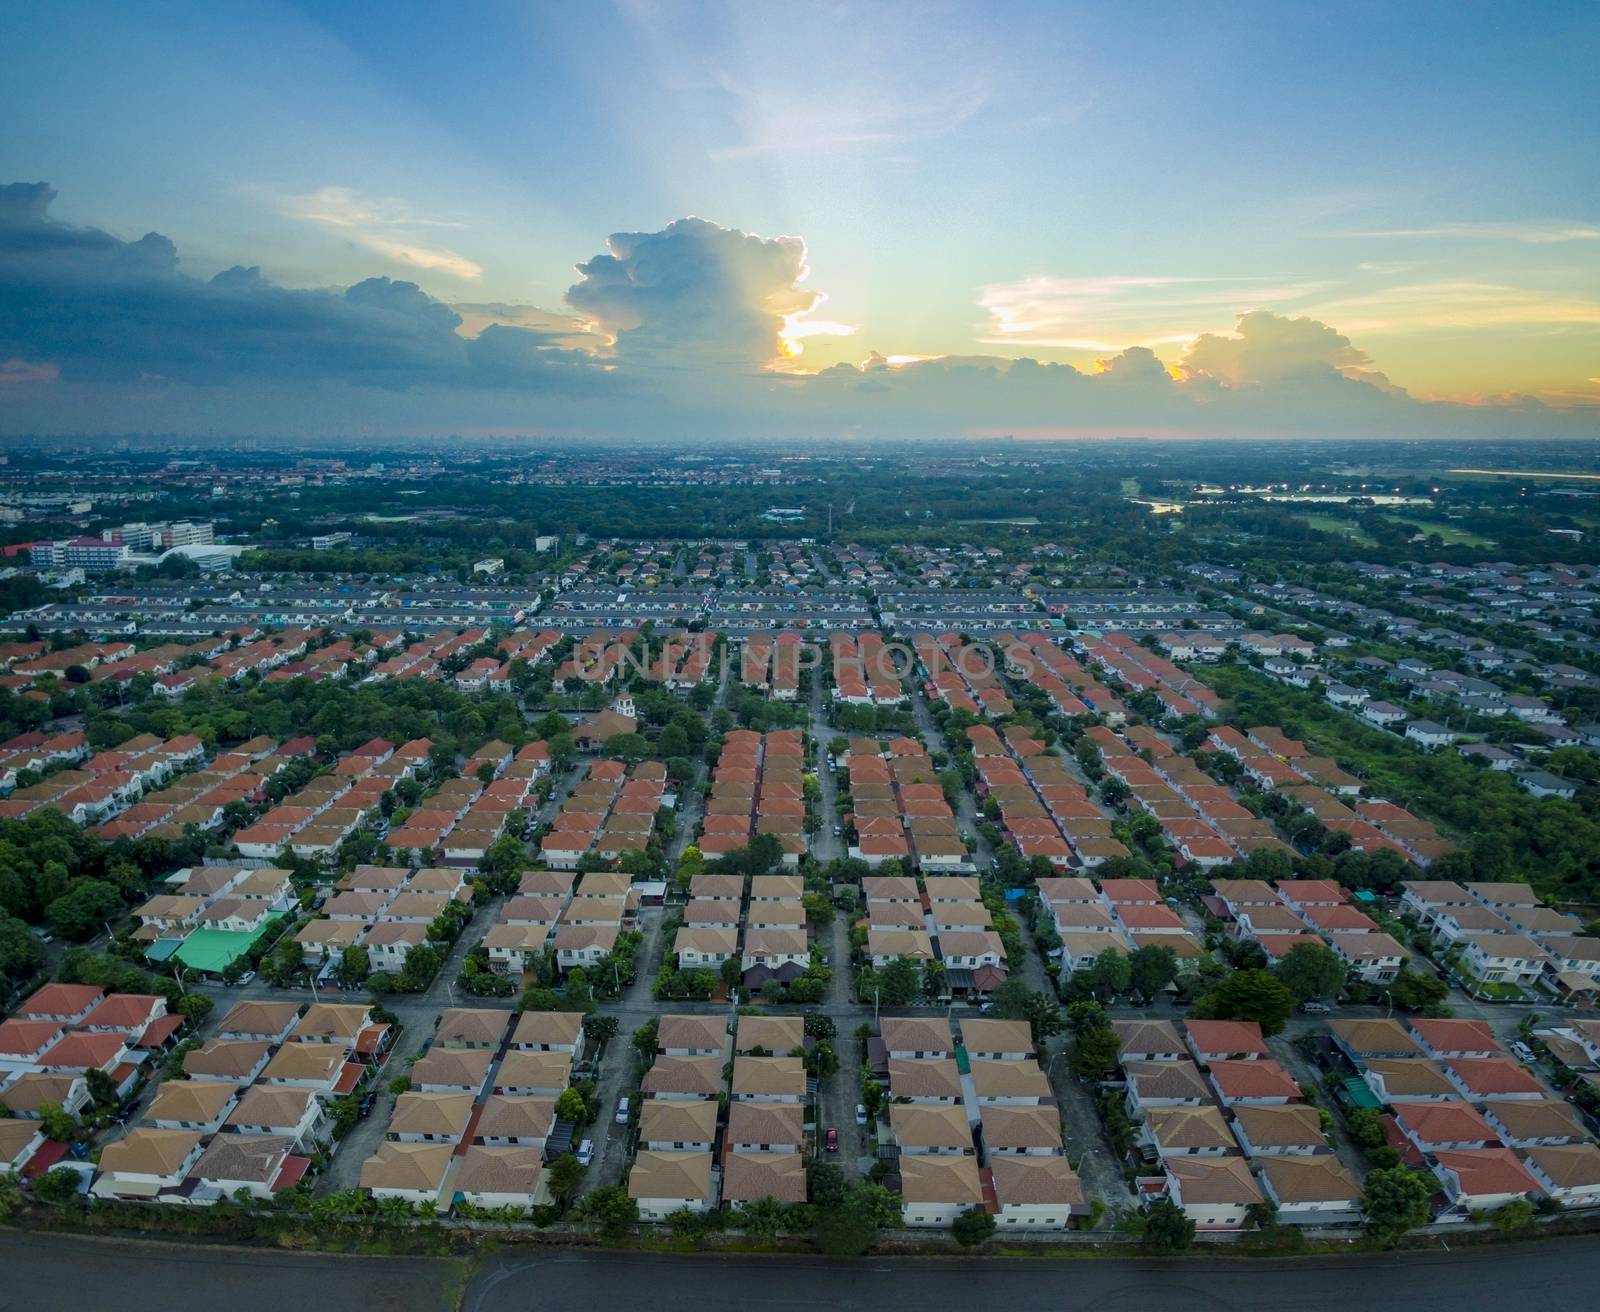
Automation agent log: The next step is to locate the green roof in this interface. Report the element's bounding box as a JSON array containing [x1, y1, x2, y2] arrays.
[[143, 938, 183, 962], [1341, 1076, 1380, 1110], [172, 914, 284, 973]]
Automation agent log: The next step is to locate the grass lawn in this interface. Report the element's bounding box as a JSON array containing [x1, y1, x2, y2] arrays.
[[1299, 514, 1377, 546], [1385, 516, 1496, 547]]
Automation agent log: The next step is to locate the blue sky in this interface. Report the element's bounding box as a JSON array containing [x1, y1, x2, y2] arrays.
[[1, 0, 1597, 438]]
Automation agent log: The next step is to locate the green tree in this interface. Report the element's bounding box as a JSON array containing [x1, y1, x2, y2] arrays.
[[1195, 968, 1295, 1036], [45, 880, 125, 941], [1143, 1198, 1196, 1253], [1128, 944, 1179, 1000], [30, 1167, 82, 1206], [806, 1160, 848, 1208], [335, 944, 370, 989], [988, 979, 1064, 1046], [1069, 1024, 1121, 1080], [1362, 1166, 1432, 1246], [545, 1153, 584, 1204], [36, 1102, 78, 1143], [556, 1088, 587, 1122], [816, 1189, 881, 1256], [1085, 946, 1132, 998], [877, 956, 922, 1005], [0, 916, 44, 986], [952, 1205, 996, 1246], [1274, 941, 1348, 1003], [1493, 1198, 1534, 1233], [1387, 966, 1448, 1013], [738, 1196, 788, 1238], [578, 1185, 639, 1238]]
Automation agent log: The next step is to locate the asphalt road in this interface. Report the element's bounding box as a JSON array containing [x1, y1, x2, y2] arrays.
[[14, 1223, 1600, 1311], [469, 1241, 1600, 1312], [0, 1232, 457, 1312]]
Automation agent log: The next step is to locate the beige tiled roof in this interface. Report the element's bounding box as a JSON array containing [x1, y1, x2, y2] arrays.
[[900, 1153, 983, 1205], [879, 1016, 955, 1054], [390, 1091, 474, 1139], [958, 1018, 1033, 1056], [721, 1149, 806, 1203], [730, 1055, 805, 1098], [735, 1014, 803, 1054], [641, 1054, 723, 1097], [454, 1145, 544, 1197], [183, 1039, 270, 1080], [1258, 1154, 1362, 1204], [991, 1153, 1084, 1208], [99, 1127, 202, 1177], [639, 1098, 719, 1144], [891, 1102, 973, 1151], [979, 1103, 1062, 1151], [725, 1100, 804, 1145], [970, 1059, 1051, 1100], [434, 1007, 511, 1047], [1166, 1154, 1263, 1205], [510, 1010, 584, 1048], [147, 1079, 239, 1124], [475, 1094, 556, 1142], [657, 1014, 727, 1051], [190, 1133, 291, 1185], [360, 1141, 454, 1193], [888, 1058, 963, 1100], [627, 1149, 714, 1202]]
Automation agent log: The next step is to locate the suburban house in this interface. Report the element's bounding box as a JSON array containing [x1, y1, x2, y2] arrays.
[[1160, 1155, 1264, 1229], [91, 1127, 205, 1200], [360, 1141, 456, 1205], [627, 1149, 716, 1220], [990, 1154, 1085, 1229], [899, 1153, 984, 1228]]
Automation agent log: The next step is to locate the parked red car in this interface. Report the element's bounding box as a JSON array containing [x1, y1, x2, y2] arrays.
[[824, 1126, 839, 1152]]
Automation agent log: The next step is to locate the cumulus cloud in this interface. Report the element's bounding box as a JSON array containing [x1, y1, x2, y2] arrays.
[[0, 182, 1595, 441], [565, 217, 820, 369], [1094, 345, 1170, 384], [0, 183, 588, 391], [1178, 311, 1381, 388]]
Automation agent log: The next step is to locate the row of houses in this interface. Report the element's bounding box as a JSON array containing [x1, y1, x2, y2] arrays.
[[1206, 725, 1456, 866], [831, 632, 907, 706], [359, 1006, 584, 1211], [1208, 876, 1408, 984], [88, 1000, 389, 1203], [482, 868, 640, 976], [1038, 876, 1203, 975], [916, 632, 1014, 720], [1087, 724, 1292, 868], [971, 722, 1129, 870], [1326, 1017, 1600, 1215], [739, 631, 803, 699], [627, 1013, 809, 1220], [674, 871, 811, 992], [844, 735, 972, 873], [695, 730, 807, 866], [538, 758, 667, 869], [1113, 1017, 1364, 1227], [0, 731, 209, 827], [861, 874, 1007, 996], [872, 1014, 1086, 1228], [296, 864, 474, 974], [1402, 880, 1600, 997]]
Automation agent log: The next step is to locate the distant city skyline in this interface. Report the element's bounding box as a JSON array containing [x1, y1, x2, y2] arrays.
[[1, 0, 1597, 439]]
